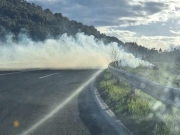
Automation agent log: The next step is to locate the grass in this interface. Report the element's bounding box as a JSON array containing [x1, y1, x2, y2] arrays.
[[119, 62, 180, 88], [96, 69, 178, 135]]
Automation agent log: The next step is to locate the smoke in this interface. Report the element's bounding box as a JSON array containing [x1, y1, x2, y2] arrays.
[[0, 32, 152, 70], [119, 58, 153, 68]]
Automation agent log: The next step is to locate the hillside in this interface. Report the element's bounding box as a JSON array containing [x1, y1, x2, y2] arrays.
[[1, 0, 180, 64], [0, 0, 124, 45]]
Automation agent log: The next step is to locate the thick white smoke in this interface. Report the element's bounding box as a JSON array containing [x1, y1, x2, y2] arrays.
[[119, 58, 153, 68], [0, 33, 152, 70]]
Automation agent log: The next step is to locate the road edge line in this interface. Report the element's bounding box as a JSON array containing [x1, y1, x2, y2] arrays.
[[90, 81, 132, 135]]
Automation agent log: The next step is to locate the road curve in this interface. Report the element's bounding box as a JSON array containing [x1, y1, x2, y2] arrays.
[[0, 69, 118, 135]]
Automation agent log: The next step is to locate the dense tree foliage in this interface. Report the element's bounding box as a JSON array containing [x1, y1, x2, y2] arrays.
[[0, 0, 124, 44]]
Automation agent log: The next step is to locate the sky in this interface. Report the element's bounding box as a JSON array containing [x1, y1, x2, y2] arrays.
[[27, 0, 180, 51]]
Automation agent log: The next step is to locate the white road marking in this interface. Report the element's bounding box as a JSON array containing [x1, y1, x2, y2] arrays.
[[39, 72, 59, 79], [20, 69, 103, 135]]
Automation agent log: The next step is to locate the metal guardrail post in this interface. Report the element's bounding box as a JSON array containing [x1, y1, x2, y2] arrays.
[[108, 64, 180, 110], [117, 77, 120, 84], [165, 89, 175, 112]]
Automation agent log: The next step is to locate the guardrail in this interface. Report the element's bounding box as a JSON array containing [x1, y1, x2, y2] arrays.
[[108, 65, 180, 109]]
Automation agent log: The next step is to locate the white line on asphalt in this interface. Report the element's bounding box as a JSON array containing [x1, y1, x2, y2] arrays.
[[39, 72, 59, 79], [20, 69, 104, 135]]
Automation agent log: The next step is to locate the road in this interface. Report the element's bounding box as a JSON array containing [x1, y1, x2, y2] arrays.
[[0, 69, 118, 135]]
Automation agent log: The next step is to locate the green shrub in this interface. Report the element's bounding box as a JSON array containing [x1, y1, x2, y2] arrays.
[[128, 99, 151, 122], [96, 69, 171, 135], [153, 123, 170, 135]]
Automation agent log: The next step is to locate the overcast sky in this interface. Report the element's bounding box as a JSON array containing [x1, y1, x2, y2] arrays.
[[27, 0, 180, 50]]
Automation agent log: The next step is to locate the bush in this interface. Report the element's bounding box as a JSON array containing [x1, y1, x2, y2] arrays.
[[96, 70, 170, 135]]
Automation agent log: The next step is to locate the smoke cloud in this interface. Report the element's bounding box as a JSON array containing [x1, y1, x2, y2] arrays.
[[119, 58, 153, 68], [0, 33, 152, 70]]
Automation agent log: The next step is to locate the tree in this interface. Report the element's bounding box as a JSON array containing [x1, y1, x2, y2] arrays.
[[0, 0, 125, 45]]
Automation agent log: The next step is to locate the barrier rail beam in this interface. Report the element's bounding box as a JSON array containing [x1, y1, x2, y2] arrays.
[[108, 65, 180, 109]]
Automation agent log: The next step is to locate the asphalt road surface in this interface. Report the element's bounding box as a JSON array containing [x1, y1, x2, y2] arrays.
[[0, 69, 118, 135]]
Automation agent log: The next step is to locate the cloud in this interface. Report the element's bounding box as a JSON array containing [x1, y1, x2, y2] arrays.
[[27, 0, 61, 2], [114, 19, 180, 36], [97, 27, 137, 42], [133, 35, 180, 51], [26, 0, 180, 50], [27, 0, 168, 27], [131, 1, 167, 15], [98, 27, 180, 50], [170, 30, 180, 35]]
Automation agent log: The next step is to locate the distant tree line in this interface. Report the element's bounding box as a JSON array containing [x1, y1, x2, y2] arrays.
[[124, 42, 180, 64]]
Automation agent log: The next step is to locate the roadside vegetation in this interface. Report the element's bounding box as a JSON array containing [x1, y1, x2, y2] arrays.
[[119, 62, 180, 88], [96, 69, 180, 135]]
